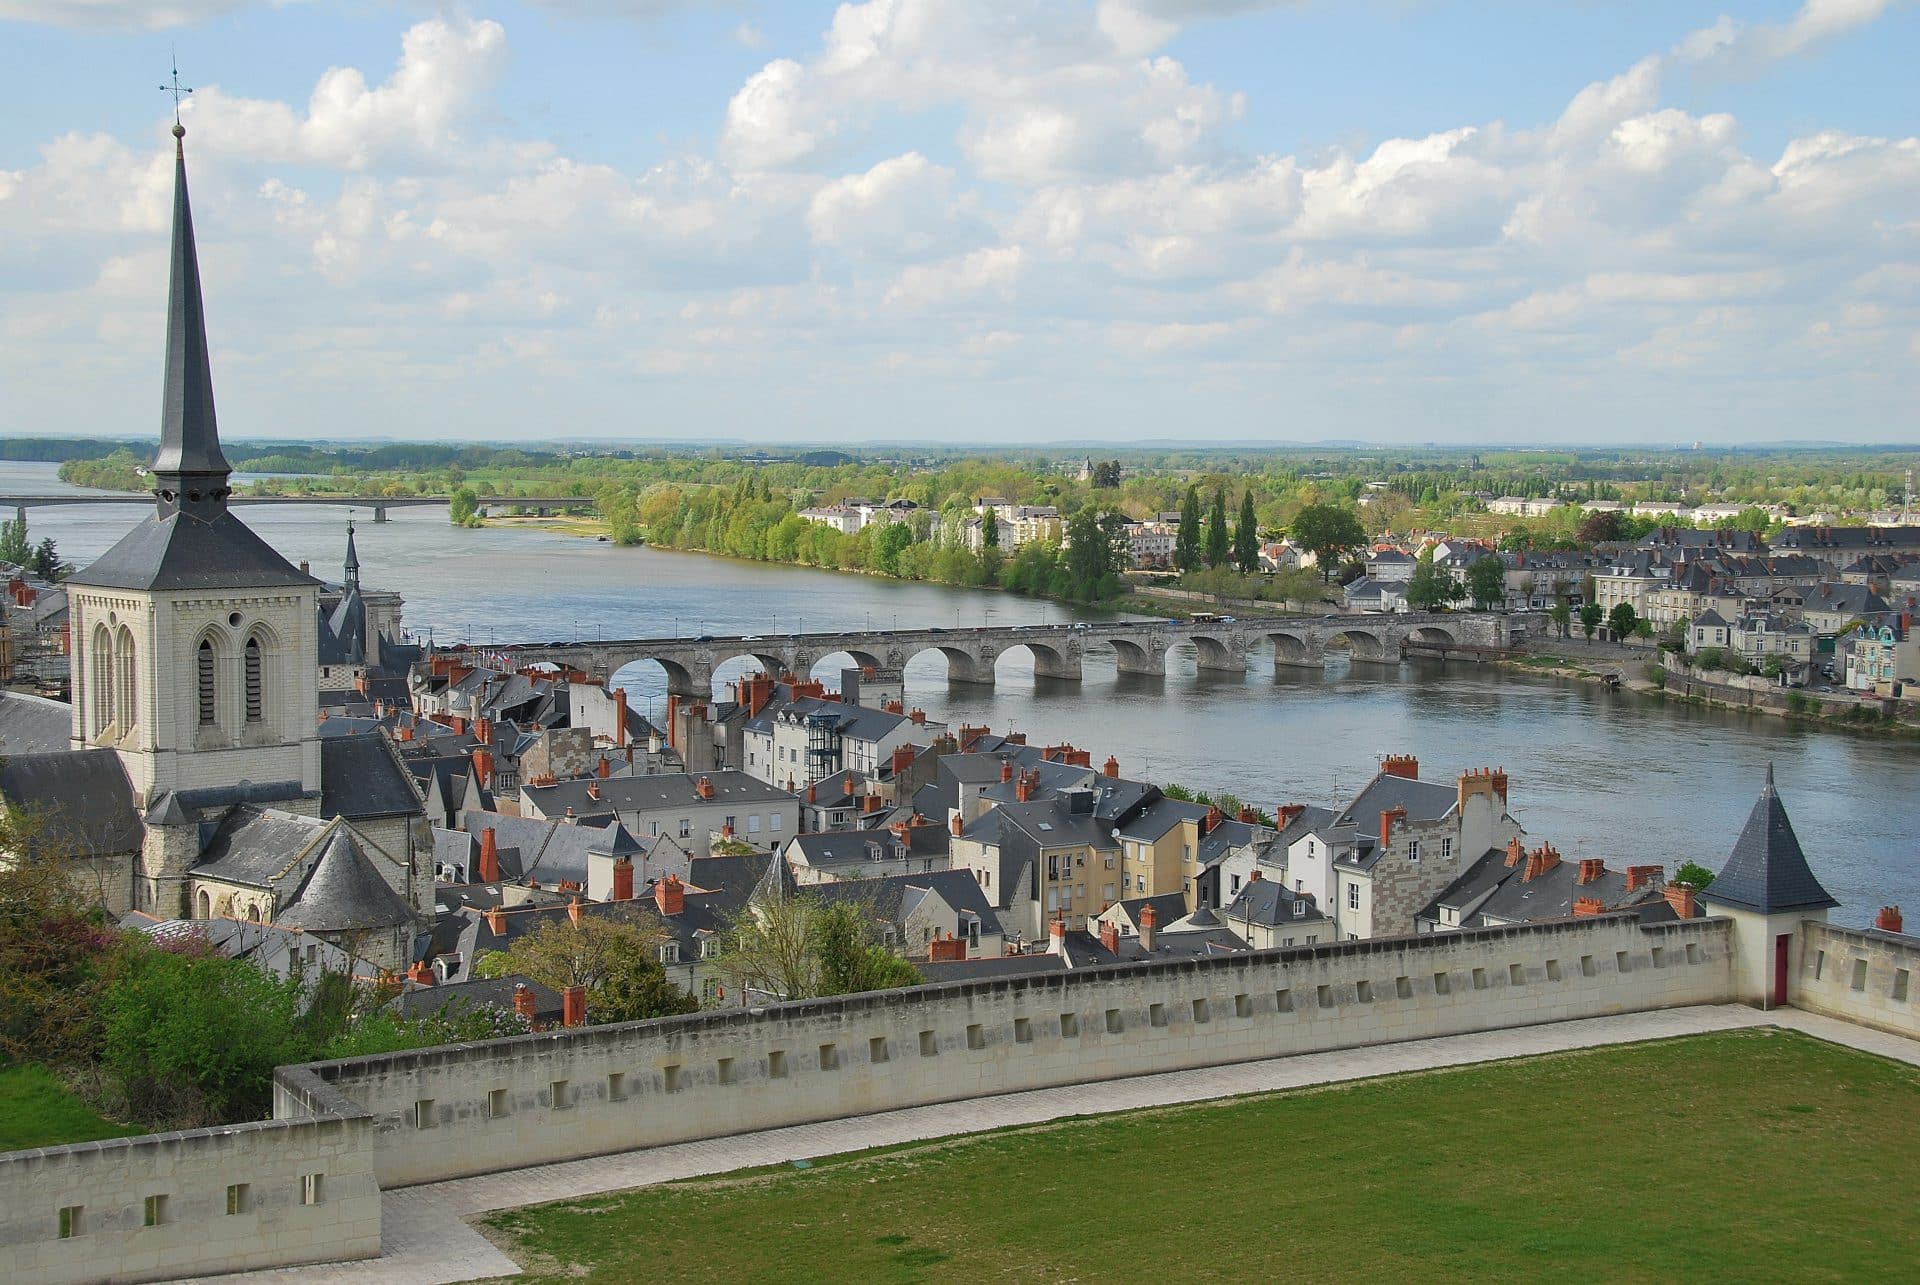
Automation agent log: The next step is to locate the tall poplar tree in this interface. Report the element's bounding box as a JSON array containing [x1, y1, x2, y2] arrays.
[[1234, 488, 1260, 573], [1205, 485, 1230, 568], [1175, 485, 1201, 572]]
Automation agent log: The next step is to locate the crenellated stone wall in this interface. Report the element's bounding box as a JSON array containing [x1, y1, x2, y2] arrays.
[[1792, 922, 1920, 1038]]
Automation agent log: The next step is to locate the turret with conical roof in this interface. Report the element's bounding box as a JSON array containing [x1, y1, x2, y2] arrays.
[[1703, 764, 1837, 1008], [1704, 763, 1837, 916]]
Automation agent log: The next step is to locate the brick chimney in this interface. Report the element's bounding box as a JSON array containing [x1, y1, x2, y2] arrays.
[[1665, 884, 1698, 919], [1139, 902, 1159, 951], [910, 707, 927, 725], [843, 773, 855, 798], [950, 812, 964, 837], [567, 897, 583, 925], [1577, 858, 1604, 885], [612, 856, 634, 902], [614, 687, 630, 744], [406, 959, 433, 986], [486, 905, 506, 936], [697, 776, 716, 800], [1278, 803, 1306, 827], [1048, 915, 1067, 954], [1015, 772, 1035, 804], [1522, 843, 1561, 883], [806, 781, 817, 804], [478, 828, 501, 883], [891, 744, 915, 776], [1100, 919, 1120, 954], [862, 794, 885, 814], [928, 932, 967, 963], [513, 983, 536, 1024], [655, 873, 685, 916], [1625, 864, 1661, 892], [1504, 835, 1525, 868], [1378, 804, 1407, 851], [1876, 905, 1904, 934], [472, 748, 493, 788], [1381, 754, 1419, 780], [587, 784, 601, 802], [561, 985, 586, 1029], [1571, 896, 1605, 918], [1238, 805, 1259, 825], [597, 757, 611, 780], [1000, 759, 1014, 784], [1204, 805, 1223, 834]]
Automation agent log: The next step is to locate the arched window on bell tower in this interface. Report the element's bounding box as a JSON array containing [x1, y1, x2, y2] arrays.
[[197, 637, 218, 726], [244, 635, 264, 724], [114, 625, 137, 735], [91, 623, 115, 736]]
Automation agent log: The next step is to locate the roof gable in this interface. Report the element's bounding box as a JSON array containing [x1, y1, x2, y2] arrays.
[[1701, 766, 1837, 916]]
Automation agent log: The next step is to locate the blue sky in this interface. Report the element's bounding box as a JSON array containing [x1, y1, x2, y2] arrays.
[[1, 1, 1915, 446]]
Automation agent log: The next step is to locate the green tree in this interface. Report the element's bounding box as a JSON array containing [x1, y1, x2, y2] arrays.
[[1234, 488, 1260, 573], [873, 522, 914, 576], [981, 507, 998, 548], [1579, 602, 1604, 641], [0, 514, 30, 567], [1205, 485, 1230, 568], [1289, 504, 1367, 582], [1466, 555, 1506, 610], [1673, 861, 1716, 890], [1065, 507, 1118, 601], [817, 902, 922, 995], [1404, 547, 1456, 611], [99, 941, 312, 1124], [1548, 601, 1572, 640], [1175, 485, 1202, 572], [1608, 602, 1639, 641], [483, 915, 696, 1024], [1575, 510, 1624, 545], [448, 487, 480, 527]]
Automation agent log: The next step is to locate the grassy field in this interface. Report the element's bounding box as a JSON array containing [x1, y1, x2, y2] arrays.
[[481, 1029, 1920, 1283], [0, 1065, 141, 1153]]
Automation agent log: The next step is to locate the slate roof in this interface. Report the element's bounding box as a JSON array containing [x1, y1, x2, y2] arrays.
[[392, 975, 562, 1026], [1222, 879, 1329, 929], [0, 691, 73, 754], [524, 770, 792, 820], [0, 749, 143, 856], [320, 733, 425, 821], [810, 870, 1004, 940], [69, 509, 318, 593], [272, 826, 415, 933], [1702, 766, 1838, 915], [917, 954, 1068, 983]]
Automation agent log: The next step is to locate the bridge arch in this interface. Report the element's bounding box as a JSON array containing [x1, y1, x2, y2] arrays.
[[1099, 636, 1161, 677], [712, 651, 790, 701], [611, 655, 702, 701], [1267, 629, 1318, 668], [1324, 628, 1391, 663], [1410, 623, 1460, 647], [1186, 633, 1245, 675], [995, 639, 1083, 682], [901, 642, 997, 686]]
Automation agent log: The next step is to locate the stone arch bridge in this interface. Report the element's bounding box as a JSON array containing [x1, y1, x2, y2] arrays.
[[474, 613, 1522, 698]]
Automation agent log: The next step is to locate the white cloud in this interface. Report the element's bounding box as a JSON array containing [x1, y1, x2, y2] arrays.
[[884, 245, 1025, 309], [184, 16, 508, 171], [1675, 0, 1892, 71], [0, 0, 271, 30]]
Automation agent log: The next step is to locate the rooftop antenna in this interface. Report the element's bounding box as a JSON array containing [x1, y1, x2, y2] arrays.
[[159, 50, 193, 127]]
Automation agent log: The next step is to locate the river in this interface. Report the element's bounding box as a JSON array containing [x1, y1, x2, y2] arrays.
[[7, 460, 1913, 926]]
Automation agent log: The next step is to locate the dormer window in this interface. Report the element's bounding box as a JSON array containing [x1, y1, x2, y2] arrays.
[[658, 943, 680, 965]]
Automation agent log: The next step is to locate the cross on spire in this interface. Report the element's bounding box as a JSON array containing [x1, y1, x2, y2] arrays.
[[159, 53, 193, 127]]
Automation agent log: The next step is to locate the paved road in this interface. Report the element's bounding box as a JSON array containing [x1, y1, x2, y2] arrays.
[[175, 1005, 1916, 1284]]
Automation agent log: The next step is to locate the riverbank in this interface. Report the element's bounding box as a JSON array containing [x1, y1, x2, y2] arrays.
[[1499, 642, 1920, 741]]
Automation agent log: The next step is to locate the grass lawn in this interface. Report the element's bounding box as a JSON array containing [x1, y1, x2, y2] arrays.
[[0, 1064, 141, 1153], [481, 1029, 1920, 1283]]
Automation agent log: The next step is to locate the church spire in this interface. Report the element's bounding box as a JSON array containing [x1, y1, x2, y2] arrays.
[[344, 520, 361, 591], [151, 121, 232, 522]]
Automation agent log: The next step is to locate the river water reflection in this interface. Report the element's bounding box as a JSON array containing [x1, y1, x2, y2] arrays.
[[10, 461, 1914, 926]]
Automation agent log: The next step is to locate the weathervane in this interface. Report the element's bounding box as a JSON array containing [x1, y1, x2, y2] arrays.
[[159, 51, 193, 126]]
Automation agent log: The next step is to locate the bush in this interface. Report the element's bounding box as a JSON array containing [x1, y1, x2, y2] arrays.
[[1785, 692, 1811, 715], [1646, 664, 1666, 689]]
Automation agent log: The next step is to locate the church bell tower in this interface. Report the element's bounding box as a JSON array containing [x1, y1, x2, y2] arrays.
[[65, 122, 322, 810]]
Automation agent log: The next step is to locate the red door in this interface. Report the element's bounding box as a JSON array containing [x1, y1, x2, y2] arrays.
[[1774, 934, 1790, 1006]]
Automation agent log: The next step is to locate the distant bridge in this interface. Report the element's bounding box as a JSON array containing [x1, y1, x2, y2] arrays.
[[456, 612, 1524, 697], [0, 493, 596, 523]]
